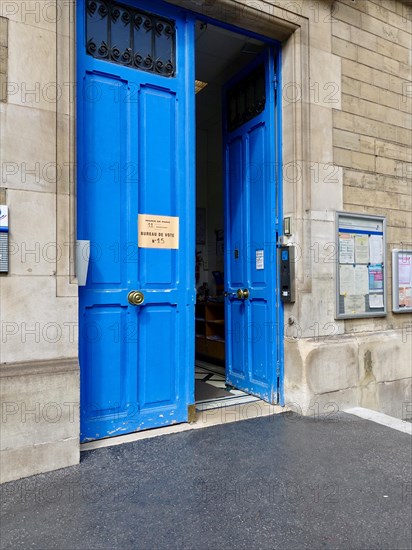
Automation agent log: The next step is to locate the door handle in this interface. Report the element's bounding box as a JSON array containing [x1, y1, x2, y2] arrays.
[[225, 289, 250, 300], [236, 288, 250, 300], [128, 290, 145, 305]]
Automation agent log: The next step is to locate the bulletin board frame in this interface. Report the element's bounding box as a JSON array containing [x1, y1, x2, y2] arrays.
[[336, 212, 387, 319], [392, 249, 412, 313]]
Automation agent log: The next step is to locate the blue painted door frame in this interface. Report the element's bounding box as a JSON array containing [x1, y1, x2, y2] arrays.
[[77, 0, 284, 442], [223, 48, 283, 404]]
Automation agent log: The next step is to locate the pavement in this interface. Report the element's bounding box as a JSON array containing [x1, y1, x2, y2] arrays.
[[1, 411, 411, 550]]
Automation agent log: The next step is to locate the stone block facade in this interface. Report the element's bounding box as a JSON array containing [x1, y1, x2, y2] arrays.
[[284, 0, 411, 418], [0, 0, 411, 481], [0, 1, 79, 483], [0, 17, 7, 102]]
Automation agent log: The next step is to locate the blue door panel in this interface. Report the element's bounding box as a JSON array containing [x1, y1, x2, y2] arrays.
[[83, 308, 130, 411], [249, 301, 269, 384], [82, 73, 129, 286], [83, 308, 136, 420], [138, 85, 177, 213], [140, 250, 176, 288], [226, 301, 247, 378], [77, 0, 195, 441], [227, 137, 244, 287], [224, 49, 280, 404], [138, 306, 177, 408], [248, 123, 266, 266], [138, 85, 179, 290]]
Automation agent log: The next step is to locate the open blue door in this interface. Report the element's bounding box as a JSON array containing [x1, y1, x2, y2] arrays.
[[224, 49, 281, 404], [77, 0, 195, 441]]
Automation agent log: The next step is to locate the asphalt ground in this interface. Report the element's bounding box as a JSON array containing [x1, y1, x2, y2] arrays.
[[1, 412, 411, 550]]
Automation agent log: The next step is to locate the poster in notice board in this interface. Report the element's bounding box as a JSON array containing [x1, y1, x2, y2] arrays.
[[336, 212, 386, 319], [392, 249, 412, 313]]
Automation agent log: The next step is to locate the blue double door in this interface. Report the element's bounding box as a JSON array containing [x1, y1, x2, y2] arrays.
[[77, 0, 281, 441]]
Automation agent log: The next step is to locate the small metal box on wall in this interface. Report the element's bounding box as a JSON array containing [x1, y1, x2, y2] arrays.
[[0, 206, 8, 273], [279, 245, 296, 303]]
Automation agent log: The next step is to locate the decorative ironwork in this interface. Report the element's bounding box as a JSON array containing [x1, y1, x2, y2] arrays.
[[86, 0, 176, 77], [226, 65, 266, 131]]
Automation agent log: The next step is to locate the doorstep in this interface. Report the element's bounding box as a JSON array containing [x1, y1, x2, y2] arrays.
[[81, 400, 286, 451]]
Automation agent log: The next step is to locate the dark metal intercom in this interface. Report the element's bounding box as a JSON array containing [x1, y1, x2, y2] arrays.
[[279, 245, 295, 303]]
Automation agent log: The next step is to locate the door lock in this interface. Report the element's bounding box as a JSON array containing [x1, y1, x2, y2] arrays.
[[128, 290, 145, 305]]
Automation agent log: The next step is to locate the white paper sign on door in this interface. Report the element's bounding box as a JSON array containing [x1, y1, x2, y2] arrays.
[[256, 250, 264, 270], [138, 214, 179, 249]]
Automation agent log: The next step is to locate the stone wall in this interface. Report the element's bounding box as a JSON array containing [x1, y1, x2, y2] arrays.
[[0, 17, 7, 102], [0, 1, 79, 482], [284, 0, 412, 418], [333, 0, 412, 413], [333, 0, 412, 332], [0, 0, 410, 482]]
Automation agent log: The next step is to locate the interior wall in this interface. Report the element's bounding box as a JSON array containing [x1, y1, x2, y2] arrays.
[[196, 99, 224, 294]]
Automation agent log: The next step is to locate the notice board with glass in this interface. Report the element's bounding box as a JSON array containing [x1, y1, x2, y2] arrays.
[[336, 212, 386, 319], [392, 249, 412, 313]]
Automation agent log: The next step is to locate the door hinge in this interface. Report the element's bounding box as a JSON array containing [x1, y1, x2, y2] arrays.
[[276, 360, 280, 377]]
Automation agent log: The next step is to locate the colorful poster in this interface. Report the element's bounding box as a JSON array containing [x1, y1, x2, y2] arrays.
[[354, 235, 369, 264], [406, 288, 411, 307], [398, 254, 412, 286], [339, 233, 355, 264], [369, 265, 383, 291], [399, 287, 411, 307]]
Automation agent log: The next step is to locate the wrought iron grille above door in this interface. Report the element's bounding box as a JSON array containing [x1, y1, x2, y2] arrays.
[[86, 0, 176, 76], [226, 64, 266, 132]]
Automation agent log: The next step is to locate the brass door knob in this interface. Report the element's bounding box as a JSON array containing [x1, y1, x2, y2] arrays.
[[128, 290, 144, 305], [236, 288, 250, 300]]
